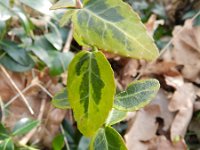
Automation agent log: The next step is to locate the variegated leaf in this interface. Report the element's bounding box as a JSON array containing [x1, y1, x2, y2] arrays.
[[50, 0, 76, 10], [72, 0, 159, 60], [90, 127, 127, 150], [106, 108, 127, 126], [114, 79, 160, 111], [67, 50, 115, 136]]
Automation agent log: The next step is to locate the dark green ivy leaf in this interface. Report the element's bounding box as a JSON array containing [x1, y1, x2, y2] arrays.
[[0, 123, 9, 140]]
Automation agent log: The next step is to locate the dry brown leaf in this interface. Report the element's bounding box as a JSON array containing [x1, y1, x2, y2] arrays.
[[172, 19, 200, 82], [194, 101, 200, 111], [145, 14, 164, 37], [0, 71, 27, 101], [151, 89, 175, 132], [147, 135, 187, 150], [165, 76, 196, 141], [144, 61, 181, 77], [0, 70, 66, 148], [120, 59, 139, 88], [125, 105, 160, 150]]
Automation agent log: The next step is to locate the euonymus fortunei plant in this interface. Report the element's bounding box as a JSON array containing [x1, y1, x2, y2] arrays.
[[51, 0, 160, 149]]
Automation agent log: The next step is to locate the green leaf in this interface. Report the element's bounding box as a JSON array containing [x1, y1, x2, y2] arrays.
[[30, 40, 74, 75], [114, 79, 160, 111], [52, 88, 70, 109], [14, 7, 34, 35], [0, 138, 14, 150], [90, 127, 127, 150], [0, 123, 9, 140], [72, 0, 159, 60], [50, 0, 76, 10], [182, 10, 197, 20], [0, 0, 13, 21], [52, 134, 65, 150], [0, 41, 34, 66], [49, 51, 74, 75], [78, 136, 90, 150], [67, 50, 115, 136], [193, 14, 200, 27], [60, 9, 76, 26], [20, 0, 52, 15], [0, 41, 35, 72], [106, 108, 127, 126], [45, 32, 63, 50], [0, 54, 34, 72], [12, 118, 39, 136]]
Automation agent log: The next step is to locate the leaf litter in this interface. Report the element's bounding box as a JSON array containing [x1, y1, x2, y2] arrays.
[[123, 15, 200, 150], [0, 2, 200, 150]]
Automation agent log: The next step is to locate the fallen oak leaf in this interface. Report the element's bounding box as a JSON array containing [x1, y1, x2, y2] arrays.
[[165, 76, 196, 141], [125, 105, 160, 150], [172, 19, 200, 82], [147, 135, 187, 150]]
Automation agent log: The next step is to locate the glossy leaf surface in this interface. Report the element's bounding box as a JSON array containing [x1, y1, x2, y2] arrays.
[[50, 0, 76, 10], [106, 108, 127, 126], [90, 127, 127, 150], [31, 37, 74, 76], [60, 10, 76, 26], [114, 79, 160, 111], [12, 118, 39, 136], [72, 0, 159, 60], [67, 50, 115, 136], [0, 41, 35, 72]]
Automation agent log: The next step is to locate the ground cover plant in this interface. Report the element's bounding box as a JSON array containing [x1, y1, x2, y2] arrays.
[[0, 0, 200, 149]]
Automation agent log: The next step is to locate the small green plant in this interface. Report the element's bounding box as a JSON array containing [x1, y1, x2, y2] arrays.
[[51, 0, 160, 149], [0, 118, 39, 150]]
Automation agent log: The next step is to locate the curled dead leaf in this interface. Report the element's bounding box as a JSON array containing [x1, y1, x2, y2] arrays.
[[125, 105, 160, 150], [172, 19, 200, 82], [165, 76, 196, 140], [147, 135, 187, 150]]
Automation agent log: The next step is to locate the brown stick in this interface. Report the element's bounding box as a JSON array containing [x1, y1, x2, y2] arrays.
[[0, 66, 34, 114]]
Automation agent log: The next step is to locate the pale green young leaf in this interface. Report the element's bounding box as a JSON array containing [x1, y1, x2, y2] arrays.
[[72, 0, 159, 60], [67, 50, 115, 136], [12, 118, 39, 136], [50, 0, 76, 10], [114, 79, 160, 111], [60, 9, 76, 27], [90, 127, 127, 150], [52, 88, 70, 109], [106, 108, 127, 126], [0, 138, 14, 150]]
